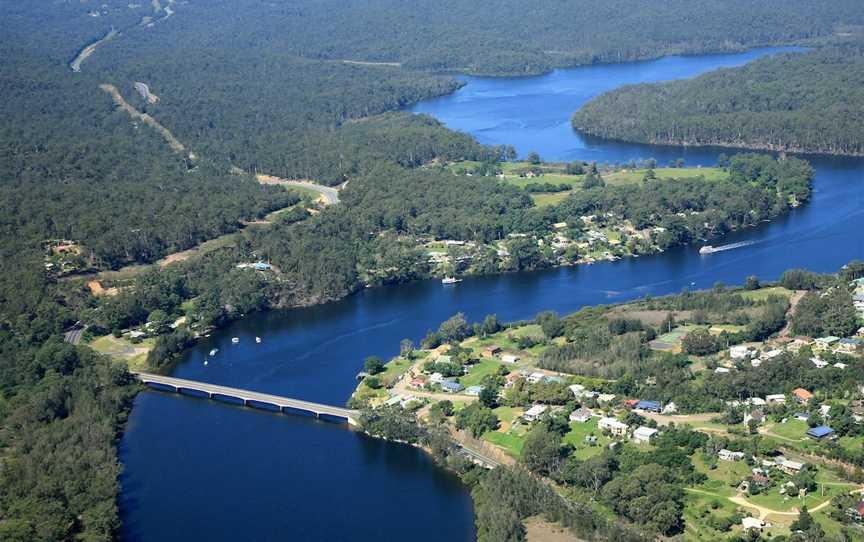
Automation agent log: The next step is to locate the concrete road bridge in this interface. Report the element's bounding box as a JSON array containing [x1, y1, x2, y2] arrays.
[[134, 372, 360, 425]]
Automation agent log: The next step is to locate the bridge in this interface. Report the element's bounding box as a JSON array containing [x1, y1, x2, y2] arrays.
[[134, 372, 360, 425]]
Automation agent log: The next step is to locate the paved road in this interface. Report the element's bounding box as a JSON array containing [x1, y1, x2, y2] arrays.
[[64, 326, 85, 345]]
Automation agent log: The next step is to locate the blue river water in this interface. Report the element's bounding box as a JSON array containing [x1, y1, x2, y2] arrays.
[[120, 47, 863, 541]]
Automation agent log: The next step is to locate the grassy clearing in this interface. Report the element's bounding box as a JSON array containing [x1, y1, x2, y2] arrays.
[[740, 286, 794, 301], [377, 357, 412, 386], [483, 429, 526, 457], [90, 335, 155, 371], [563, 418, 610, 459], [765, 419, 810, 441], [459, 358, 503, 387]]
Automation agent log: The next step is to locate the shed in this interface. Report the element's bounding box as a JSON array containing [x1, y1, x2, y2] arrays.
[[632, 426, 658, 444], [635, 400, 661, 413], [806, 425, 835, 440], [440, 381, 463, 393]]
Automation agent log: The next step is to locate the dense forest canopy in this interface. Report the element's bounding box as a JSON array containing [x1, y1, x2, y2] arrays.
[[0, 0, 856, 539], [572, 44, 864, 155]]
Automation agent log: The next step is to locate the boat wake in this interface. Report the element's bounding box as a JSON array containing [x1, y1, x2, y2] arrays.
[[699, 240, 756, 255]]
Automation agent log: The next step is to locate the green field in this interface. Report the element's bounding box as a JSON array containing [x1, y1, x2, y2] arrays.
[[740, 286, 794, 301], [483, 428, 526, 457], [651, 324, 707, 351], [563, 418, 610, 459], [459, 358, 503, 387], [90, 335, 155, 371]]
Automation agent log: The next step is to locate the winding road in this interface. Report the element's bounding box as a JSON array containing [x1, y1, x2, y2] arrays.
[[255, 175, 341, 204]]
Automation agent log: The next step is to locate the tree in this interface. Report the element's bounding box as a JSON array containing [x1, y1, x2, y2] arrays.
[[479, 385, 498, 408], [479, 314, 501, 337], [682, 329, 720, 356], [521, 423, 564, 476], [661, 312, 676, 333], [526, 151, 541, 164], [745, 275, 761, 290], [399, 338, 414, 357], [455, 403, 499, 437], [364, 356, 385, 375], [536, 310, 564, 339], [790, 504, 814, 532], [438, 312, 471, 343]]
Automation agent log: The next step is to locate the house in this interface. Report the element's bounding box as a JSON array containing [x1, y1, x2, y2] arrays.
[[501, 354, 520, 364], [599, 417, 629, 437], [662, 402, 678, 414], [760, 349, 783, 363], [779, 459, 804, 475], [730, 345, 755, 360], [749, 397, 767, 407], [440, 381, 463, 393], [409, 377, 427, 389], [568, 384, 586, 397], [430, 372, 445, 384], [597, 393, 616, 403], [527, 372, 546, 384], [465, 385, 484, 396], [793, 412, 810, 422], [718, 449, 745, 461], [744, 410, 765, 425], [836, 338, 862, 354], [750, 358, 763, 368], [623, 399, 640, 408], [814, 336, 841, 351], [523, 404, 548, 422], [806, 425, 835, 440], [793, 388, 814, 403], [544, 375, 566, 384], [436, 355, 452, 364], [714, 367, 731, 374], [819, 404, 832, 418], [635, 400, 661, 413], [252, 261, 272, 271], [811, 357, 829, 369], [834, 362, 848, 370], [632, 426, 658, 444], [742, 517, 766, 531], [750, 473, 771, 488], [505, 372, 522, 388], [482, 345, 502, 357], [569, 407, 593, 423], [766, 394, 786, 404]]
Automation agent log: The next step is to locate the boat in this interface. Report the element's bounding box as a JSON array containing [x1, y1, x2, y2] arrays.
[[231, 337, 239, 344], [699, 245, 716, 255], [442, 277, 462, 284], [255, 336, 262, 344], [203, 360, 208, 366], [699, 240, 754, 255], [209, 348, 218, 356]]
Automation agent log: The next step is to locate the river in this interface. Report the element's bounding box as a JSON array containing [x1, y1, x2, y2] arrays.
[[119, 47, 863, 541]]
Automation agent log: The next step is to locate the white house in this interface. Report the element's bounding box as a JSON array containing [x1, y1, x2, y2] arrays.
[[779, 459, 804, 474], [569, 407, 593, 423], [714, 367, 731, 374], [811, 357, 829, 369], [750, 358, 762, 368], [597, 393, 616, 403], [718, 449, 745, 461], [523, 404, 548, 422], [526, 372, 546, 384], [501, 354, 520, 364], [730, 345, 755, 360], [430, 372, 445, 384], [632, 426, 658, 444], [598, 417, 629, 437], [568, 384, 586, 398], [742, 517, 766, 531], [765, 394, 786, 404], [760, 349, 783, 362], [834, 362, 848, 369], [662, 402, 678, 414]]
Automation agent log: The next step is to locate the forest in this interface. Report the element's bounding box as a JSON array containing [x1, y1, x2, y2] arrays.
[[572, 43, 864, 156], [0, 0, 857, 539]]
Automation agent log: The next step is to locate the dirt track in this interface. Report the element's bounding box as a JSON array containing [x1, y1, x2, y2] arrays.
[[100, 84, 188, 155]]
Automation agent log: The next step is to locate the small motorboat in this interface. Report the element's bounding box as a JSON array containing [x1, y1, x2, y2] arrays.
[[442, 277, 462, 284], [204, 360, 208, 366], [255, 336, 262, 344], [209, 348, 218, 356], [231, 337, 239, 344]]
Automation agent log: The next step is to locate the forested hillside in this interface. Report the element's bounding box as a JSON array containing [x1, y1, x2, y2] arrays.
[[572, 44, 864, 155]]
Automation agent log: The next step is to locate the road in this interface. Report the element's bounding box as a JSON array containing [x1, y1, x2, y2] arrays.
[[64, 325, 86, 345], [255, 175, 341, 204]]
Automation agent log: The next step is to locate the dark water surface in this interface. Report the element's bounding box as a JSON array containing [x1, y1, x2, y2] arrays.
[[120, 47, 863, 541]]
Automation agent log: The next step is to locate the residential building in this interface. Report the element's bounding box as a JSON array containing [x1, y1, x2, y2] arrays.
[[793, 412, 810, 422], [718, 449, 745, 461], [597, 393, 616, 403], [598, 417, 629, 437], [526, 372, 545, 384], [742, 517, 766, 531], [504, 372, 522, 388], [544, 375, 566, 384], [793, 388, 814, 403], [730, 345, 755, 360], [765, 394, 786, 404], [568, 384, 586, 397], [744, 410, 765, 425], [632, 426, 658, 444], [814, 336, 840, 351], [501, 354, 520, 364], [779, 459, 804, 475], [523, 404, 548, 422], [811, 357, 829, 369], [440, 381, 463, 393], [806, 425, 835, 440], [714, 367, 731, 374], [836, 338, 862, 354], [465, 385, 483, 396], [662, 402, 678, 414], [482, 345, 502, 357], [569, 408, 593, 423], [635, 400, 661, 413]]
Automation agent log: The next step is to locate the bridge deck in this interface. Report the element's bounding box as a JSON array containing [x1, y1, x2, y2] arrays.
[[134, 372, 359, 423]]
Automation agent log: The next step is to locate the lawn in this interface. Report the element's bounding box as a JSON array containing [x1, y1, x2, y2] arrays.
[[563, 418, 612, 459], [765, 419, 810, 442], [691, 454, 749, 498], [483, 430, 526, 457], [651, 324, 707, 351], [90, 335, 155, 371], [459, 358, 503, 387], [377, 357, 412, 386], [531, 191, 572, 207], [740, 286, 794, 302]]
